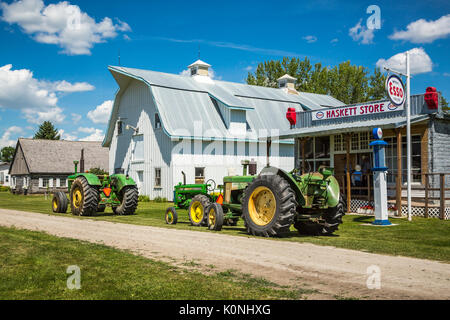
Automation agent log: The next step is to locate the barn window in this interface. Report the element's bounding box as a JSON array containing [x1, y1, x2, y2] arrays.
[[117, 120, 123, 135], [154, 168, 161, 187], [155, 113, 161, 129], [195, 167, 205, 184]]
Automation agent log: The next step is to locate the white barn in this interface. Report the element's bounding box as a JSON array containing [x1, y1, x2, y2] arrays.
[[103, 60, 344, 200]]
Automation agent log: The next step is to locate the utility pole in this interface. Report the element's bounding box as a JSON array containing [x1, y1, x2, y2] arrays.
[[406, 50, 412, 221]]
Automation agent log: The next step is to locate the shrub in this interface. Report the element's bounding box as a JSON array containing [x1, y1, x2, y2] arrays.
[[0, 186, 10, 192], [153, 196, 167, 203], [138, 195, 150, 202]]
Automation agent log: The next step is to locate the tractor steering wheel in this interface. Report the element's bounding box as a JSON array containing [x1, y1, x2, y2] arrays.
[[206, 179, 216, 192]]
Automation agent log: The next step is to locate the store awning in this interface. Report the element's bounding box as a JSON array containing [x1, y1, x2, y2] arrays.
[[261, 114, 430, 140]]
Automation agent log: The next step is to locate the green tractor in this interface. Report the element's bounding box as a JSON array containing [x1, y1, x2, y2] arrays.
[[52, 160, 139, 216], [204, 161, 345, 236], [165, 171, 218, 226]]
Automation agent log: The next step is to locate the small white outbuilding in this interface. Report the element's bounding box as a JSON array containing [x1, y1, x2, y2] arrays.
[[103, 60, 344, 200]]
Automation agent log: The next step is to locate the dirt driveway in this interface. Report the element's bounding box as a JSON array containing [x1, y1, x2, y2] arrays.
[[0, 208, 448, 300]]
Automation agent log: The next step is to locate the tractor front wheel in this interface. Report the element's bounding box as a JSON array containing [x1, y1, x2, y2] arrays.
[[52, 191, 68, 213], [242, 174, 296, 237], [165, 207, 178, 225], [188, 194, 210, 226], [70, 177, 99, 216], [207, 203, 224, 231], [113, 186, 138, 215], [295, 197, 345, 236]]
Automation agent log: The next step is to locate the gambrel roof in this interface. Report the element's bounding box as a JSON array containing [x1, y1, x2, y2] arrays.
[[103, 66, 345, 147]]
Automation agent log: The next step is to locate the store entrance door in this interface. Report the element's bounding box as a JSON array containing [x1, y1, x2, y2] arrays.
[[334, 154, 355, 175]]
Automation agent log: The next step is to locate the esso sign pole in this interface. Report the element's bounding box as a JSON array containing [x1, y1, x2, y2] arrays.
[[385, 53, 411, 221]]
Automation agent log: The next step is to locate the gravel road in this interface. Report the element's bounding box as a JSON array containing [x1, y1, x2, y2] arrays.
[[0, 208, 448, 299]]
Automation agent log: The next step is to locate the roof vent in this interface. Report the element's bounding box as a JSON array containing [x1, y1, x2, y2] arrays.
[[277, 74, 298, 95], [188, 59, 211, 77]]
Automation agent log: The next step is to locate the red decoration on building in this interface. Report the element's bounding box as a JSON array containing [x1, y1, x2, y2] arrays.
[[424, 87, 438, 110]]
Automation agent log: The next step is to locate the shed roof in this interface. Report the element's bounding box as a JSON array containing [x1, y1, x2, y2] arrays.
[[104, 66, 344, 146], [12, 139, 109, 174]]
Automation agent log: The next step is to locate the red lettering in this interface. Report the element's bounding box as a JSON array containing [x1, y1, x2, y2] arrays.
[[360, 106, 364, 114], [345, 108, 349, 116], [369, 105, 374, 113], [380, 103, 384, 112], [374, 104, 379, 112]]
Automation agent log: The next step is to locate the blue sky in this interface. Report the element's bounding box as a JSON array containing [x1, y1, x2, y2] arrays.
[[0, 0, 449, 148]]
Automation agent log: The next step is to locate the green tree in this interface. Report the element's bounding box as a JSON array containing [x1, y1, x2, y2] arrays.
[[442, 96, 449, 113], [1, 146, 15, 163], [33, 121, 60, 140], [246, 57, 386, 104]]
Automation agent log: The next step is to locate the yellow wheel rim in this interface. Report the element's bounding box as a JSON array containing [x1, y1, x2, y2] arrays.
[[52, 199, 58, 210], [208, 208, 216, 227], [167, 212, 173, 223], [190, 201, 204, 223], [248, 186, 276, 226], [73, 189, 83, 209]]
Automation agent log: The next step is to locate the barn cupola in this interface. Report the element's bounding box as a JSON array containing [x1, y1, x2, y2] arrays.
[[277, 74, 298, 95], [188, 59, 211, 77]]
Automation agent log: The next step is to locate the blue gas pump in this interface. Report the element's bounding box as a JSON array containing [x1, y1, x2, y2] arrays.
[[369, 128, 391, 225]]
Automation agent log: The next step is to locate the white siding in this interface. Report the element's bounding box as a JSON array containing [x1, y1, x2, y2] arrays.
[[109, 80, 173, 200]]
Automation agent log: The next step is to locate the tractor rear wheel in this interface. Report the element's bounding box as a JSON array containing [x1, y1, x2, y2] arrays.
[[113, 186, 138, 215], [70, 177, 99, 216], [52, 191, 68, 213], [188, 194, 210, 226], [295, 197, 345, 236], [242, 174, 296, 237], [207, 203, 224, 231]]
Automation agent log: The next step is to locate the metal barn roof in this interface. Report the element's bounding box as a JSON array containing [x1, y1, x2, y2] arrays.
[[104, 66, 345, 146]]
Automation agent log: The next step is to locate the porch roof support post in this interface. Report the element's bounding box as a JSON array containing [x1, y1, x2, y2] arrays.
[[396, 128, 403, 216], [301, 138, 306, 175], [345, 133, 351, 213]]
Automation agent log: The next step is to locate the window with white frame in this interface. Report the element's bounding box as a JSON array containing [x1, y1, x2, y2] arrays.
[[155, 113, 161, 129], [334, 132, 371, 152], [384, 135, 422, 184], [334, 134, 343, 151], [154, 168, 161, 187]]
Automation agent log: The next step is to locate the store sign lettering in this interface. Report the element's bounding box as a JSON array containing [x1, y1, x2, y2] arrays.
[[312, 101, 403, 121]]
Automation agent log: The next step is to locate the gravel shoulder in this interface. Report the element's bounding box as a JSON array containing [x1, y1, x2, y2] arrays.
[[0, 208, 448, 300]]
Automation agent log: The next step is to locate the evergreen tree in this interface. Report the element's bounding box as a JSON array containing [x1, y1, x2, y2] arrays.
[[1, 146, 15, 163], [33, 121, 60, 140]]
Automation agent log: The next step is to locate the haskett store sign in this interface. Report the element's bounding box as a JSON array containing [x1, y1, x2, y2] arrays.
[[312, 101, 403, 121]]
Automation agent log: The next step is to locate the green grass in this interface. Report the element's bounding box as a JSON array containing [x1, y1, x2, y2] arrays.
[[0, 226, 307, 300], [1, 192, 449, 262]]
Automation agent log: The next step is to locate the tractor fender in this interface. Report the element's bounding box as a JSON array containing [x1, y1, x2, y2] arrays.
[[73, 173, 102, 186], [325, 175, 340, 207], [110, 174, 136, 193], [259, 166, 303, 205]]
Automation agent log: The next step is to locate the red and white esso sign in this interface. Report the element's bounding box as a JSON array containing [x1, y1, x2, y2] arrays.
[[386, 75, 405, 106]]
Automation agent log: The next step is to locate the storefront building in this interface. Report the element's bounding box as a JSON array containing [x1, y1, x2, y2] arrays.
[[275, 92, 450, 219]]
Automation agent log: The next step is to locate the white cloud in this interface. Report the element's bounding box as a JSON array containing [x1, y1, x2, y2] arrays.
[[53, 80, 94, 92], [349, 19, 375, 44], [77, 126, 96, 133], [0, 126, 23, 148], [79, 128, 104, 141], [303, 35, 317, 43], [87, 100, 113, 124], [244, 66, 253, 72], [0, 64, 92, 123], [330, 38, 338, 43], [389, 14, 450, 44], [23, 106, 65, 124], [443, 72, 450, 77], [57, 128, 77, 141], [71, 113, 82, 123], [376, 47, 433, 75], [0, 0, 131, 55]]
